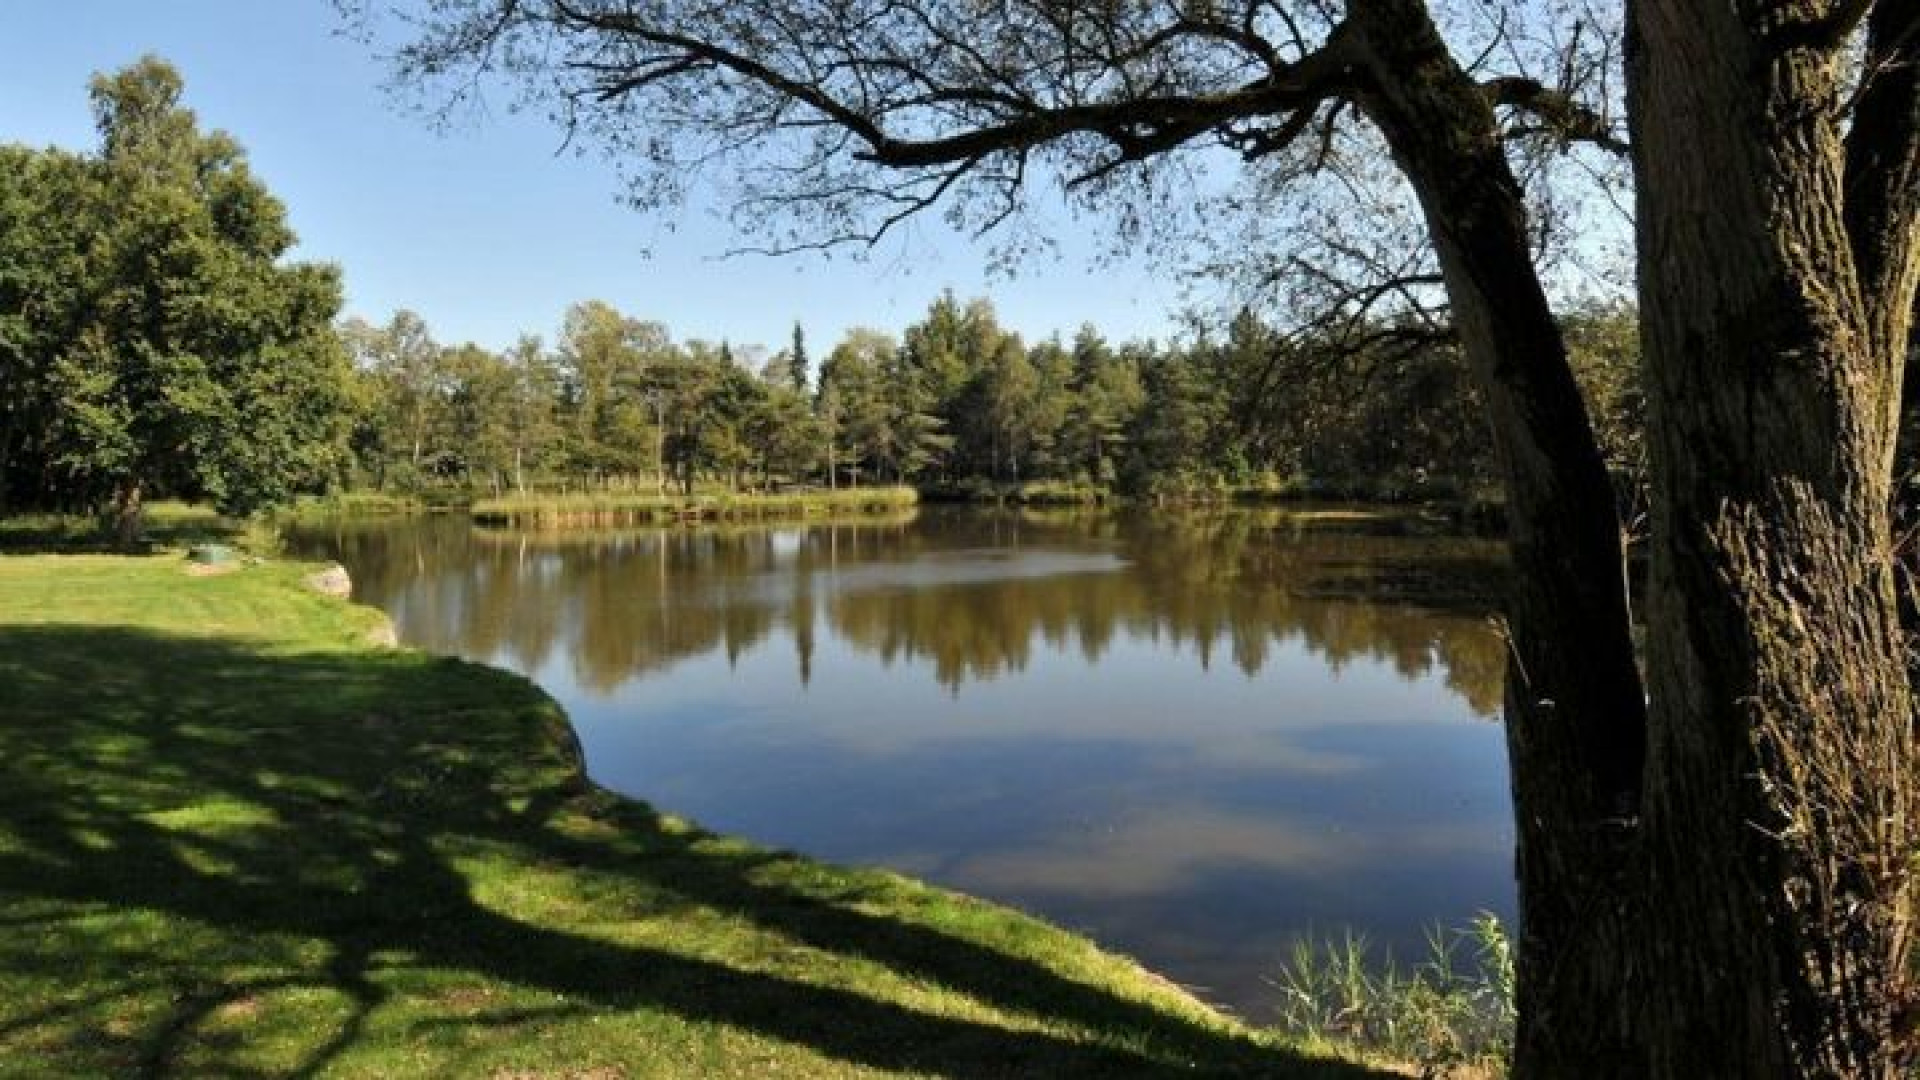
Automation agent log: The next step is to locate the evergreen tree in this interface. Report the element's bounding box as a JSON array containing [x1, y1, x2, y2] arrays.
[[787, 322, 808, 394]]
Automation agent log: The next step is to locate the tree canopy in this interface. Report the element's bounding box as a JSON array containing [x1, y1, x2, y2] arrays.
[[0, 57, 351, 525], [338, 289, 1592, 506]]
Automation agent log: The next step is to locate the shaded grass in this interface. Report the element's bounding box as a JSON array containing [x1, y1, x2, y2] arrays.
[[0, 501, 238, 553], [0, 554, 1387, 1078], [472, 487, 919, 527]]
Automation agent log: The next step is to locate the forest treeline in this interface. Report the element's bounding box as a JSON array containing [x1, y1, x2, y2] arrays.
[[336, 294, 1644, 507], [1, 57, 1645, 522]]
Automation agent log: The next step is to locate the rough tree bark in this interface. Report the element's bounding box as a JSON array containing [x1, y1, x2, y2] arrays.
[[112, 477, 143, 550], [1346, 4, 1649, 1072], [1628, 1, 1920, 1074]]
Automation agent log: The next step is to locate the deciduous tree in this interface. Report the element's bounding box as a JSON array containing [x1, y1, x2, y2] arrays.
[[8, 57, 350, 534], [361, 1, 1920, 1069]]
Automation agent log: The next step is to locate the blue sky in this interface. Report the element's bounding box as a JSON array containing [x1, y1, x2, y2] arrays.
[[1, 2, 1189, 357]]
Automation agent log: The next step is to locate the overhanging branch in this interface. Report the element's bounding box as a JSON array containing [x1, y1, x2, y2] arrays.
[[1482, 76, 1628, 156]]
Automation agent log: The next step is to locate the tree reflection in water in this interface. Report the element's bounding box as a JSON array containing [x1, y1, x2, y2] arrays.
[[294, 507, 1506, 714], [287, 506, 1513, 1018]]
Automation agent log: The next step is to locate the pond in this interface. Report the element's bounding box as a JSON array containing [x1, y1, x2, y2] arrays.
[[286, 505, 1515, 1019]]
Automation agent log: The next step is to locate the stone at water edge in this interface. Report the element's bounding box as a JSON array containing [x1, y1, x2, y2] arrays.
[[364, 617, 399, 648], [304, 564, 352, 598]]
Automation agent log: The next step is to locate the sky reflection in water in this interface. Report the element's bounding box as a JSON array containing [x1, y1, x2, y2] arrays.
[[289, 506, 1513, 1018]]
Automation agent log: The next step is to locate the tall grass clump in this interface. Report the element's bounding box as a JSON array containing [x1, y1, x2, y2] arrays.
[[1010, 480, 1108, 505], [273, 492, 424, 518], [1270, 914, 1515, 1077]]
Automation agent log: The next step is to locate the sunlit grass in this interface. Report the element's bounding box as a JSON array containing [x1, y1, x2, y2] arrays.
[[0, 552, 1384, 1077]]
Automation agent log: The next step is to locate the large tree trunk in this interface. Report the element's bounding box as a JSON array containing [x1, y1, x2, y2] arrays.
[[112, 478, 144, 551], [0, 427, 12, 517], [1627, 4, 1920, 1075], [1350, 3, 1650, 1072]]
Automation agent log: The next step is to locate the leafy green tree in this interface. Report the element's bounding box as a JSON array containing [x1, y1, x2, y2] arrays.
[[900, 295, 1018, 484], [440, 343, 520, 493], [557, 300, 666, 486], [501, 335, 562, 494], [1203, 309, 1290, 472], [1561, 301, 1645, 517], [899, 292, 982, 416], [744, 380, 823, 488], [1125, 345, 1225, 495], [701, 344, 766, 490], [634, 341, 724, 495], [1060, 326, 1143, 486], [0, 145, 96, 512], [341, 310, 441, 486], [1022, 338, 1074, 479], [13, 57, 350, 534], [877, 342, 951, 483], [817, 329, 897, 487], [815, 380, 843, 491], [1291, 332, 1491, 498]]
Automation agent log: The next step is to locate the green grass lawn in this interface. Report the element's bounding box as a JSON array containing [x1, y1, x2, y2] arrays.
[[0, 553, 1388, 1078]]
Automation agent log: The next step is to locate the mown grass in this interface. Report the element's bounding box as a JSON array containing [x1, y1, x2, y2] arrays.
[[471, 486, 919, 527], [0, 552, 1387, 1078]]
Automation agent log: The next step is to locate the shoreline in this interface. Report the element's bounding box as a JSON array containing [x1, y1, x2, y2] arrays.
[[0, 550, 1386, 1077]]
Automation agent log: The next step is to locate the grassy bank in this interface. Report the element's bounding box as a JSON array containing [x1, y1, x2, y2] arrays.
[[0, 552, 1384, 1077], [472, 486, 919, 527]]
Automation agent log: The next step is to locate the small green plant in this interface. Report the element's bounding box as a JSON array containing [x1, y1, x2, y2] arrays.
[[1269, 915, 1515, 1076]]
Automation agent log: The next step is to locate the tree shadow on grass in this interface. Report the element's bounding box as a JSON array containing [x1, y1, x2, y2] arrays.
[[0, 626, 1389, 1078], [0, 511, 239, 555]]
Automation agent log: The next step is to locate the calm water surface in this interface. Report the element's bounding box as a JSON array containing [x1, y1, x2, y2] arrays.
[[287, 506, 1514, 1018]]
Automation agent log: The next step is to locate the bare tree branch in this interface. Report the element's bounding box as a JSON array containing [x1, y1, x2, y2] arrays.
[[1483, 75, 1630, 156]]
